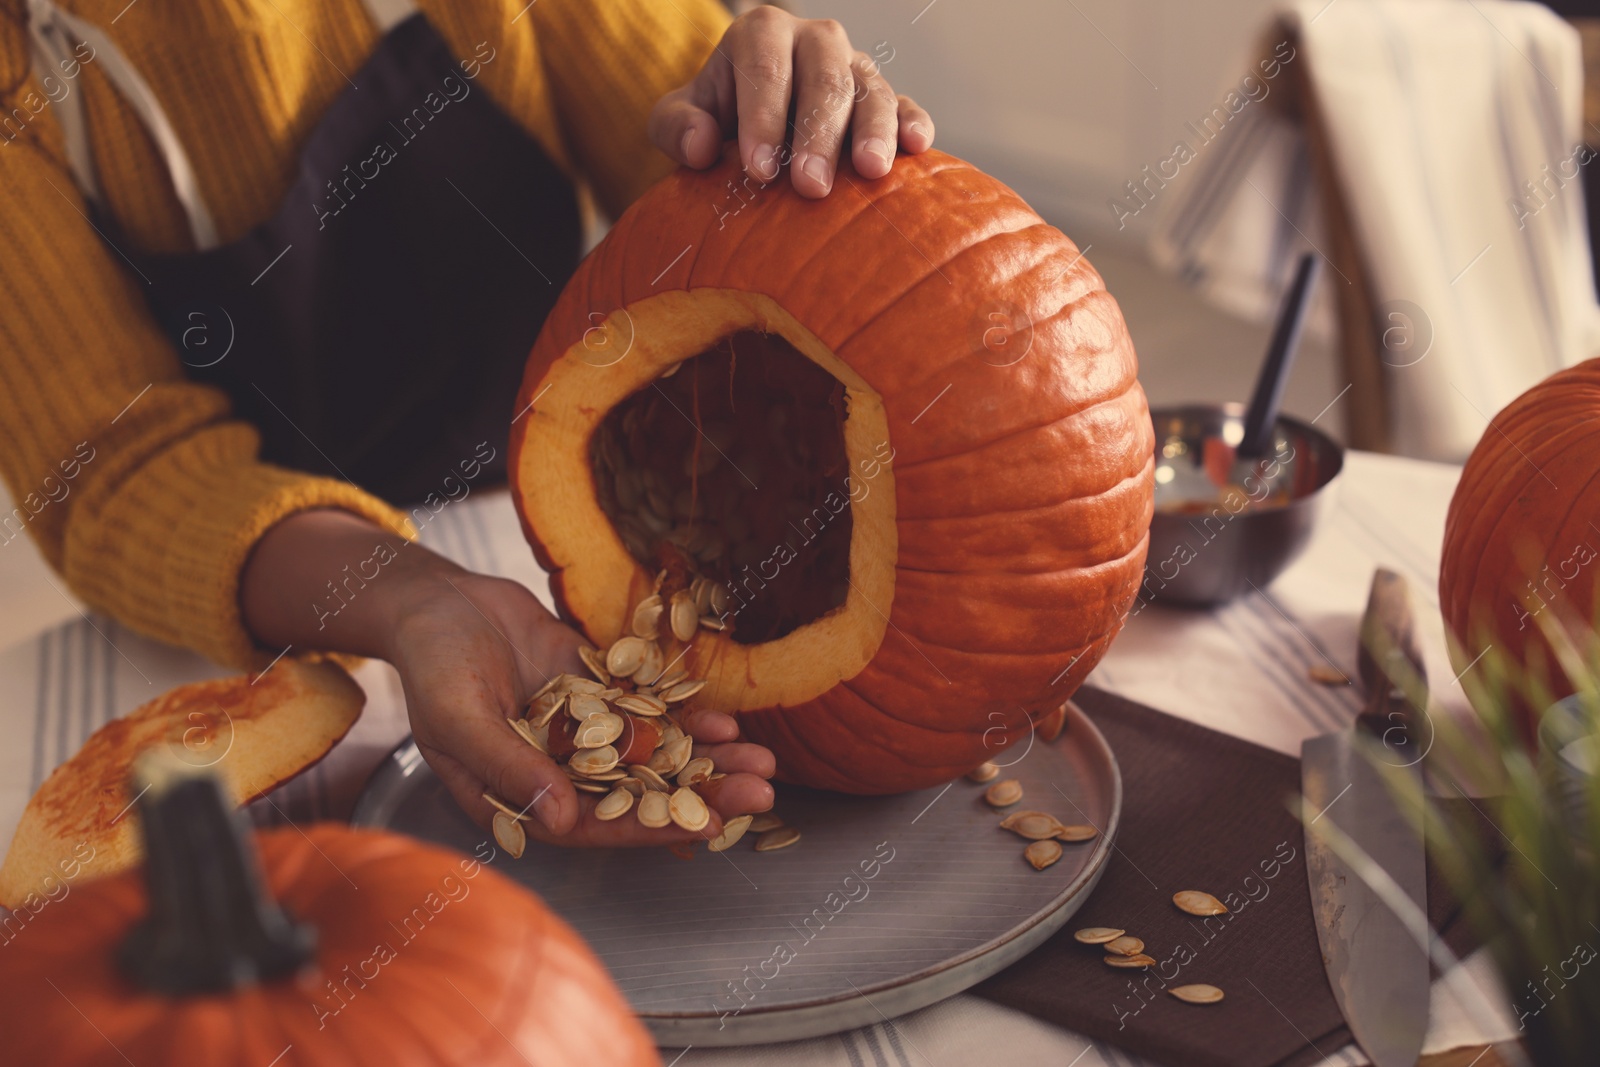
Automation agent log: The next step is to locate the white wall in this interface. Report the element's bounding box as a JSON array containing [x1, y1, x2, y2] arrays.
[[807, 0, 1290, 249]]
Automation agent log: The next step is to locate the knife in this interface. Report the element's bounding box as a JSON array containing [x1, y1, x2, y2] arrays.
[[1301, 567, 1430, 1066]]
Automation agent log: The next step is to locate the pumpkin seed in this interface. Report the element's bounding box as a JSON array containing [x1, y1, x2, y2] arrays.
[[657, 668, 689, 690], [482, 792, 530, 821], [691, 577, 713, 615], [615, 693, 668, 717], [568, 692, 609, 723], [572, 780, 612, 794], [595, 789, 634, 821], [1072, 927, 1126, 945], [606, 636, 649, 678], [669, 591, 699, 642], [748, 813, 784, 833], [637, 790, 671, 828], [1169, 984, 1225, 1005], [1000, 811, 1068, 841], [575, 711, 624, 749], [1173, 891, 1229, 916], [653, 569, 668, 593], [657, 720, 685, 747], [632, 642, 664, 685], [708, 814, 753, 852], [492, 811, 526, 858], [1057, 824, 1098, 842], [627, 764, 672, 791], [631, 595, 664, 640], [699, 615, 727, 632], [709, 583, 730, 615], [985, 779, 1024, 808], [507, 718, 548, 754], [569, 745, 620, 776], [1307, 663, 1348, 686], [564, 763, 628, 781], [650, 735, 693, 777], [677, 756, 715, 787], [562, 677, 607, 696], [529, 691, 566, 727], [966, 762, 1000, 783], [668, 787, 711, 832], [1024, 839, 1062, 870], [578, 646, 611, 685], [617, 777, 647, 797], [1104, 935, 1145, 957], [661, 679, 707, 703], [531, 675, 560, 701], [755, 827, 802, 852], [1105, 954, 1157, 969]]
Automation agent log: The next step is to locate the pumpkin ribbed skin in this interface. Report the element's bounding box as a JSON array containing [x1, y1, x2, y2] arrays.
[[512, 147, 1153, 792], [1441, 358, 1600, 738], [0, 826, 658, 1067]]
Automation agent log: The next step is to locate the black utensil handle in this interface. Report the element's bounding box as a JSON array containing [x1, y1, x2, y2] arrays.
[[1238, 252, 1322, 458]]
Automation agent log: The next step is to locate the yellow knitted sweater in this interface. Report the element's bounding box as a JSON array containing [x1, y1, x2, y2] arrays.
[[0, 0, 728, 668]]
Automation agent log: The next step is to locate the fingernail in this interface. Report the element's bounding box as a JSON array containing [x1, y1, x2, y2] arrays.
[[909, 121, 928, 139], [681, 127, 697, 161], [534, 792, 561, 831], [863, 137, 891, 168], [751, 143, 779, 180], [802, 153, 831, 190]]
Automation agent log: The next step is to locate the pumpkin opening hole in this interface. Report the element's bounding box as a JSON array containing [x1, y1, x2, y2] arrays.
[[590, 330, 853, 645]]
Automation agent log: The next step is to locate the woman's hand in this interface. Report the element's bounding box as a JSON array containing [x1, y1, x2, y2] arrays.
[[240, 510, 776, 845], [388, 568, 776, 845], [649, 6, 935, 197]]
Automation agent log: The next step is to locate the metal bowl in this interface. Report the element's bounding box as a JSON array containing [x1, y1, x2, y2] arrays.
[[1142, 403, 1344, 607]]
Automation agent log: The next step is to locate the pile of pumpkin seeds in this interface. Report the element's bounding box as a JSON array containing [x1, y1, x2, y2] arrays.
[[487, 570, 796, 858], [1069, 891, 1230, 1005], [964, 762, 1099, 870]]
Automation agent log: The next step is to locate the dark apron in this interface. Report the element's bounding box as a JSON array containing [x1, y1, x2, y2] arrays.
[[100, 13, 581, 504]]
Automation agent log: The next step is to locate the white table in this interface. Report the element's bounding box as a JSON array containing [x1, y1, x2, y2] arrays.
[[0, 452, 1521, 1066]]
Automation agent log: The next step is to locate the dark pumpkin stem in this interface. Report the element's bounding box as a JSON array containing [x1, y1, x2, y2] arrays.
[[118, 759, 315, 995]]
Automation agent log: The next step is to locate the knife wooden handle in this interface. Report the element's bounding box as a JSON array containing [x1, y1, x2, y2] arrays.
[[1356, 568, 1428, 748]]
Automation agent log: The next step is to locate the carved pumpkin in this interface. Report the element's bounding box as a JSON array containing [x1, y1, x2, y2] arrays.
[[510, 146, 1152, 793], [0, 760, 658, 1067], [1440, 358, 1600, 737]]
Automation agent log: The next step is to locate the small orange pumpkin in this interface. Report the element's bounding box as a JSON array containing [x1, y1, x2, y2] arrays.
[[0, 762, 658, 1067], [1440, 358, 1600, 737], [510, 146, 1152, 793]]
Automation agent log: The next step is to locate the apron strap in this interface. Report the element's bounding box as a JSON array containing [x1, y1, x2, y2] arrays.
[[22, 0, 420, 252], [26, 0, 221, 250], [26, 0, 99, 210]]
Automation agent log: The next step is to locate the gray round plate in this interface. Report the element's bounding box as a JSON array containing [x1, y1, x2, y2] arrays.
[[351, 701, 1120, 1046]]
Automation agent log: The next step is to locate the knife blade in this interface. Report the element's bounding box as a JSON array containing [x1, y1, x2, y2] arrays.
[[1301, 567, 1430, 1066]]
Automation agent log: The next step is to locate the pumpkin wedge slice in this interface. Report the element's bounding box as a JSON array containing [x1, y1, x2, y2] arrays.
[[0, 657, 363, 910]]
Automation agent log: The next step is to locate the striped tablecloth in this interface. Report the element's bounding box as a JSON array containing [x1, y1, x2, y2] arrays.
[[0, 451, 1520, 1067]]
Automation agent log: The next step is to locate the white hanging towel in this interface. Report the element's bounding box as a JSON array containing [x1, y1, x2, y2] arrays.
[[1152, 0, 1600, 461]]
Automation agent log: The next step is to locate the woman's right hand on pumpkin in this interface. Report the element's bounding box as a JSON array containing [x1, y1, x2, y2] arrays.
[[241, 510, 776, 846]]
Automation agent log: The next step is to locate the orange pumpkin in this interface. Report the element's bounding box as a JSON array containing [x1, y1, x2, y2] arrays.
[[1440, 358, 1600, 738], [0, 764, 658, 1067], [510, 146, 1153, 793]]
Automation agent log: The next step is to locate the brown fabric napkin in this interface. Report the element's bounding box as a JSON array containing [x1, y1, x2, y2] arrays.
[[974, 686, 1489, 1067]]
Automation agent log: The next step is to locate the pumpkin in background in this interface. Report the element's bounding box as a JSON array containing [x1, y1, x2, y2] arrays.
[[0, 758, 659, 1067], [510, 145, 1152, 793], [1440, 358, 1600, 738]]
